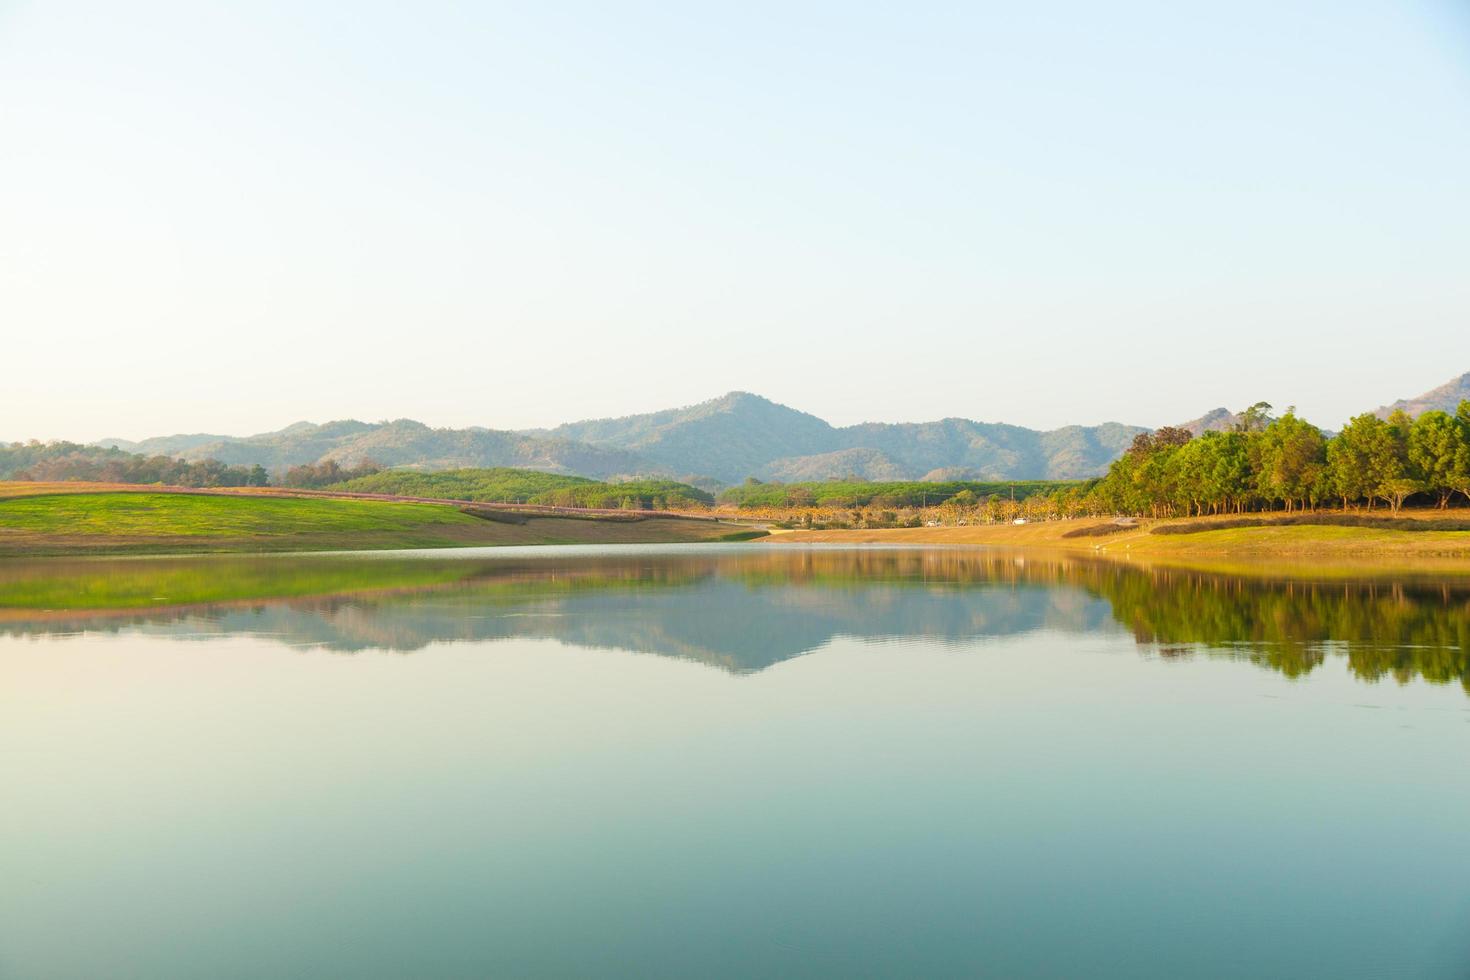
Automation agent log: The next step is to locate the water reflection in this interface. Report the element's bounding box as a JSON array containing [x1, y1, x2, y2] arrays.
[[2, 548, 1467, 692]]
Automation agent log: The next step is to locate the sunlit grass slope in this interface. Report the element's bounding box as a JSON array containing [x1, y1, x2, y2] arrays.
[[0, 491, 751, 555]]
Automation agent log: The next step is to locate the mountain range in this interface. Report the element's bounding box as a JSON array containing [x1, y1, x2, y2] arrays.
[[98, 371, 1470, 486], [100, 393, 1144, 485], [102, 419, 649, 478]]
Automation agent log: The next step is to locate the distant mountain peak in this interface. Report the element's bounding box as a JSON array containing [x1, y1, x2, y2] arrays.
[[1375, 371, 1470, 419], [1178, 407, 1238, 435], [696, 391, 810, 418], [713, 390, 765, 405]]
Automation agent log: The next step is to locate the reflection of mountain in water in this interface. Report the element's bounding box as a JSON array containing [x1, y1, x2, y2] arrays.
[[2, 550, 1466, 691], [5, 563, 1118, 673], [203, 579, 1118, 671]]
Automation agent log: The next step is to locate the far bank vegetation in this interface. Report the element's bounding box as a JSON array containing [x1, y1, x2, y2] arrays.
[[717, 402, 1470, 530], [9, 401, 1470, 530]]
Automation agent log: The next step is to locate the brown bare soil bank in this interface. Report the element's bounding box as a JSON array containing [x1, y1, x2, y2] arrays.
[[760, 512, 1470, 562]]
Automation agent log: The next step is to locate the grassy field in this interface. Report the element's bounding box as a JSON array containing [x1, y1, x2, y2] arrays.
[[0, 488, 758, 556], [761, 511, 1470, 562]]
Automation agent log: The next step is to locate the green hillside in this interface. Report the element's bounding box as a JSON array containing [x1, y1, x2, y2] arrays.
[[0, 490, 745, 556], [0, 492, 485, 554], [332, 468, 714, 509]]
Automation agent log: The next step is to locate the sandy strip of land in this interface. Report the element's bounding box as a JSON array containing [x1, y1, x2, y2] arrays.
[[758, 515, 1470, 564]]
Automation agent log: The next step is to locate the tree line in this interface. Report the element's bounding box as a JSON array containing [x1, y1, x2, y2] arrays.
[[279, 458, 383, 488], [0, 441, 386, 489], [1089, 402, 1470, 517], [1, 442, 269, 488], [331, 467, 714, 509], [719, 478, 1074, 510], [0, 441, 710, 509]]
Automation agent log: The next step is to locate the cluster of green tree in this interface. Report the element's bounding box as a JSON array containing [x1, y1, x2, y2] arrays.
[[330, 467, 714, 510], [718, 478, 1080, 510], [280, 459, 383, 488], [1, 441, 268, 487], [331, 467, 595, 499], [529, 479, 714, 510], [1089, 402, 1470, 517]]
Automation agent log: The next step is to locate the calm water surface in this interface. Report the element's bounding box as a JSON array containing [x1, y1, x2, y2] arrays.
[[2, 545, 1467, 979]]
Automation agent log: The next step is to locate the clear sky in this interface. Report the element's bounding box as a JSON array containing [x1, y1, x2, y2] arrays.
[[3, 1, 1469, 442]]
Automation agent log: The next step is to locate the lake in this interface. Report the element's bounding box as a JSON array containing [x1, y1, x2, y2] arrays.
[[2, 545, 1467, 979]]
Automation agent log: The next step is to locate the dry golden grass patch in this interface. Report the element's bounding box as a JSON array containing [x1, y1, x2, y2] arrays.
[[760, 513, 1470, 560]]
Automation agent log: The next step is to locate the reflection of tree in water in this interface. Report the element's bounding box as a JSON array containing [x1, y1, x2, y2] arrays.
[[1, 550, 1466, 692], [1086, 565, 1470, 691]]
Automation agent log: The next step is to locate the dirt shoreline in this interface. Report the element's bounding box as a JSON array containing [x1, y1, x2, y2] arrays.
[[757, 514, 1470, 566]]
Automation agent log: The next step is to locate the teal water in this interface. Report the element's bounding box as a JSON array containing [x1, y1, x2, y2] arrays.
[[1, 546, 1467, 979]]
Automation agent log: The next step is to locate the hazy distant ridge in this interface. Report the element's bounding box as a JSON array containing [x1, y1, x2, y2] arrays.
[[102, 419, 653, 480], [91, 372, 1470, 484], [96, 392, 1145, 483], [543, 392, 1145, 483], [1374, 371, 1470, 420]]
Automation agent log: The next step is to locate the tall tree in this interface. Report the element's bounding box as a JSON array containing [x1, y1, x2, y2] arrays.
[[1376, 410, 1421, 514], [1453, 402, 1470, 504], [1234, 402, 1274, 434], [1328, 414, 1391, 510], [1255, 412, 1327, 511], [1407, 410, 1468, 508]]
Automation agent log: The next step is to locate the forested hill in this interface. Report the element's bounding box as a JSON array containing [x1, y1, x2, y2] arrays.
[[331, 468, 713, 509], [99, 419, 653, 480], [91, 393, 1148, 483], [538, 391, 1146, 483]]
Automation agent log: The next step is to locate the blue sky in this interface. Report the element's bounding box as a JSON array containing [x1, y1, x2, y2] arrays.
[[3, 1, 1468, 440]]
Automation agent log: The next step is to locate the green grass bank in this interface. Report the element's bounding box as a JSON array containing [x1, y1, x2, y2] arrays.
[[0, 490, 757, 556]]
